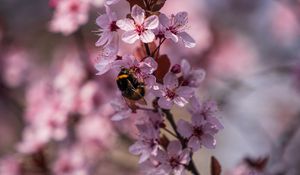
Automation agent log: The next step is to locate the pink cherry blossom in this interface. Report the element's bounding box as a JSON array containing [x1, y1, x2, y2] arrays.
[[181, 59, 205, 87], [110, 97, 132, 121], [53, 147, 88, 175], [95, 5, 119, 47], [33, 110, 68, 141], [49, 0, 59, 8], [17, 127, 49, 154], [155, 140, 190, 175], [49, 0, 90, 35], [77, 113, 116, 157], [77, 81, 105, 115], [0, 156, 22, 175], [139, 158, 166, 175], [189, 97, 223, 130], [53, 52, 86, 90], [114, 55, 157, 88], [152, 72, 194, 109], [142, 111, 165, 130], [129, 124, 160, 163], [2, 49, 31, 88], [155, 12, 196, 48], [116, 5, 159, 43], [94, 40, 118, 75], [177, 116, 219, 151]]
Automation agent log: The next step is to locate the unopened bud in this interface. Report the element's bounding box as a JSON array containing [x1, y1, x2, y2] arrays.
[[171, 64, 181, 74]]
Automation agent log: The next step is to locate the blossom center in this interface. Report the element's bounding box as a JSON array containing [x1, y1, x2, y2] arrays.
[[60, 162, 72, 173], [165, 88, 176, 99], [168, 26, 178, 34], [193, 126, 203, 138], [48, 119, 59, 129], [135, 25, 145, 35], [169, 156, 180, 168], [181, 79, 190, 86], [110, 21, 119, 32], [69, 3, 79, 13]]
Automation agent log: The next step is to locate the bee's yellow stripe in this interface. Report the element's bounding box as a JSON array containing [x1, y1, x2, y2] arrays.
[[116, 74, 129, 80]]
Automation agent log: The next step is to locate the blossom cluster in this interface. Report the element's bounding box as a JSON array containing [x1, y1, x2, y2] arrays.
[[0, 1, 222, 175], [49, 0, 120, 35], [94, 1, 223, 174], [0, 51, 118, 175]]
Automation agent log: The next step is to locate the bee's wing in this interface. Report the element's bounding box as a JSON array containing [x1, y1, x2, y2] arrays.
[[136, 98, 147, 105], [126, 79, 147, 105]]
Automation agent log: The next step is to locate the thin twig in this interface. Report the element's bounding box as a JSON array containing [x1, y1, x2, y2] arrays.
[[162, 127, 178, 138], [151, 38, 166, 57], [162, 109, 201, 175], [137, 106, 155, 111], [143, 0, 151, 10], [144, 43, 151, 56]]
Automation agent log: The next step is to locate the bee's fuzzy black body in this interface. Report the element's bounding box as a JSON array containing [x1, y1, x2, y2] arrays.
[[116, 68, 145, 100]]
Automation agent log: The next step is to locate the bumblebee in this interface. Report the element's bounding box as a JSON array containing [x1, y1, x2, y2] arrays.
[[116, 68, 146, 101]]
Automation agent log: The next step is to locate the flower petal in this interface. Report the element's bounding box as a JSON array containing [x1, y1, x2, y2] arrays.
[[144, 15, 159, 29], [189, 96, 201, 113], [151, 83, 165, 97], [173, 166, 185, 175], [179, 149, 191, 165], [209, 117, 224, 130], [131, 5, 145, 25], [144, 75, 156, 89], [188, 136, 201, 151], [165, 31, 179, 43], [191, 115, 205, 126], [201, 134, 216, 149], [111, 110, 131, 121], [106, 0, 120, 5], [167, 140, 182, 156], [122, 31, 139, 44], [173, 96, 188, 107], [176, 86, 194, 99], [158, 97, 173, 109], [96, 14, 110, 28], [139, 57, 158, 75], [159, 13, 170, 27], [116, 18, 135, 31], [181, 59, 191, 77], [174, 12, 188, 26], [139, 151, 151, 163], [177, 119, 193, 138], [177, 32, 196, 48], [140, 30, 155, 43], [188, 69, 206, 87], [163, 72, 178, 89], [95, 59, 114, 75], [95, 31, 112, 46], [129, 141, 144, 155]]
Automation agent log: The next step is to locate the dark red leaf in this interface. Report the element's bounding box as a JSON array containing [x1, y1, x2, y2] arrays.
[[126, 0, 146, 10], [159, 134, 169, 150], [126, 0, 167, 13], [154, 54, 171, 83], [211, 156, 222, 175], [151, 0, 166, 11]]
